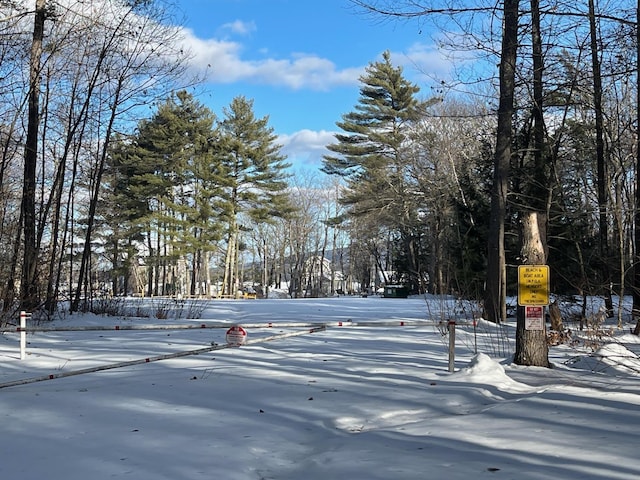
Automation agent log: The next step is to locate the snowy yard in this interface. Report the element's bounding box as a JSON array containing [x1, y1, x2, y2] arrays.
[[0, 296, 639, 480]]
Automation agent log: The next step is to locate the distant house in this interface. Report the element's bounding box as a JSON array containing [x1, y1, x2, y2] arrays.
[[301, 255, 346, 297]]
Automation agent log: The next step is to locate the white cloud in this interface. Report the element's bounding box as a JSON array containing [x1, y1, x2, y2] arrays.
[[385, 43, 460, 85], [278, 129, 337, 166], [405, 43, 454, 78], [398, 38, 483, 94], [220, 20, 256, 36], [179, 28, 362, 91]]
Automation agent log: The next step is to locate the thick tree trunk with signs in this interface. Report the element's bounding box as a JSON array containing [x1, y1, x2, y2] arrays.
[[514, 211, 550, 367], [513, 0, 550, 368]]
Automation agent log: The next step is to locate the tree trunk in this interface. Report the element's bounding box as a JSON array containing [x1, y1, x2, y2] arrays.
[[514, 211, 550, 367], [262, 238, 268, 298], [513, 0, 550, 368], [484, 0, 518, 323], [71, 82, 122, 311], [146, 231, 153, 297], [205, 250, 212, 297], [549, 300, 563, 332], [634, 0, 640, 334], [589, 0, 614, 318], [20, 0, 47, 310], [190, 249, 198, 296], [222, 227, 237, 297]]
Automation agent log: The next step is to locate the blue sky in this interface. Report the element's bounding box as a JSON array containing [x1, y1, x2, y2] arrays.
[[172, 0, 456, 173]]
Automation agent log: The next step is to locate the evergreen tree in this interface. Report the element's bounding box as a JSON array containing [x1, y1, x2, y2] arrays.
[[101, 134, 147, 296], [104, 91, 219, 296], [212, 96, 291, 297], [448, 140, 494, 298], [322, 51, 432, 293]]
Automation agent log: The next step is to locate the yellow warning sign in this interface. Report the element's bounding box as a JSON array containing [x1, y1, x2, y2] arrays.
[[518, 265, 550, 306]]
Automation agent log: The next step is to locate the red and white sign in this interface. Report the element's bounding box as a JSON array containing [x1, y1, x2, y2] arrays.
[[226, 325, 248, 346], [525, 306, 544, 331]]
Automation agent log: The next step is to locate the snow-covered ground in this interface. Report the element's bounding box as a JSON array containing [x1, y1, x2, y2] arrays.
[[0, 295, 639, 480]]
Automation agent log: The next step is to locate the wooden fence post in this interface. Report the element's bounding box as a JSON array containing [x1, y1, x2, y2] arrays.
[[448, 321, 456, 372]]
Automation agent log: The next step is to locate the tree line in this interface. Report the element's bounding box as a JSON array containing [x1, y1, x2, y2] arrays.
[[4, 0, 640, 364], [351, 0, 640, 365]]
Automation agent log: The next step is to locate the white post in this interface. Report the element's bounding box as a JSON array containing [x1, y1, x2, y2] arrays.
[[20, 311, 27, 360]]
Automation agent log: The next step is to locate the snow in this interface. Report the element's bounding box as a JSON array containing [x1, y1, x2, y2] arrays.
[[1, 295, 639, 479]]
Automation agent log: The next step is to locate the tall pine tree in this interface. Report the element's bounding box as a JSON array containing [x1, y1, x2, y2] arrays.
[[212, 96, 291, 297], [103, 91, 219, 297], [322, 51, 431, 293]]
